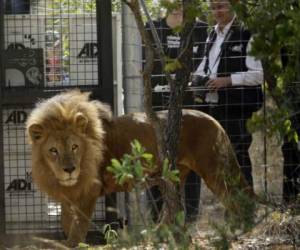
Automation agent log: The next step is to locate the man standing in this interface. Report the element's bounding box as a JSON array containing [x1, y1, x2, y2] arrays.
[[144, 5, 207, 109], [193, 0, 264, 186]]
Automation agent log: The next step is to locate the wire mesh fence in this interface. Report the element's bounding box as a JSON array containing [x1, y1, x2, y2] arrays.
[[0, 0, 114, 237], [4, 0, 99, 88], [1, 0, 300, 244]]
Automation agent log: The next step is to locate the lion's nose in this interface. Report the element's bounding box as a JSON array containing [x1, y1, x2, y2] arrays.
[[63, 165, 76, 174]]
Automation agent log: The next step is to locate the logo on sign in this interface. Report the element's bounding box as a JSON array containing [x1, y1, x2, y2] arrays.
[[77, 43, 98, 63], [5, 110, 28, 124], [6, 172, 34, 196]]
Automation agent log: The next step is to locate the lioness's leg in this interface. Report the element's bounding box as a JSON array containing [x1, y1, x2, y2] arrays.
[[178, 113, 256, 224], [189, 132, 255, 217], [65, 196, 98, 247], [61, 203, 72, 237], [178, 165, 190, 187]]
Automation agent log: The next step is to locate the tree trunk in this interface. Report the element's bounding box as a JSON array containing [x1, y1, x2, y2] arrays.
[[122, 0, 195, 224]]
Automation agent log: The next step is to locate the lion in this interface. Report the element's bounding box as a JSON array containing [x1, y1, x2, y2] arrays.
[[26, 89, 255, 246]]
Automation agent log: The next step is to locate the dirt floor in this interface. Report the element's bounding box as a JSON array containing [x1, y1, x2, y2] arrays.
[[0, 233, 68, 249], [194, 203, 300, 250], [0, 230, 105, 249], [1, 202, 299, 250]]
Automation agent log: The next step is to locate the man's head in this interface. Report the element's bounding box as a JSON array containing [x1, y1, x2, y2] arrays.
[[165, 0, 183, 17], [165, 1, 183, 28], [209, 0, 234, 27]]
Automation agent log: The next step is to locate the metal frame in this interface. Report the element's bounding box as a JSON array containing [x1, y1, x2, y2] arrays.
[[96, 0, 114, 106], [0, 0, 115, 236], [0, 1, 114, 106], [0, 0, 6, 236], [97, 0, 117, 224]]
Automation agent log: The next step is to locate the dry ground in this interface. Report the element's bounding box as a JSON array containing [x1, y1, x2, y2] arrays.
[[1, 202, 299, 249]]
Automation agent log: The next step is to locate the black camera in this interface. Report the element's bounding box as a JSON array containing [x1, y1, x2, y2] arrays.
[[191, 75, 210, 87], [190, 75, 210, 103]]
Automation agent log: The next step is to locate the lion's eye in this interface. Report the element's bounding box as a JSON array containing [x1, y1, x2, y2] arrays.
[[72, 144, 78, 151], [49, 147, 58, 155]]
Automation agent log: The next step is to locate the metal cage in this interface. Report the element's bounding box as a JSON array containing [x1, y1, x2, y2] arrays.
[[0, 0, 116, 241]]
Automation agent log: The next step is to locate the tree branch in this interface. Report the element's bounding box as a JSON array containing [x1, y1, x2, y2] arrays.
[[122, 0, 167, 162]]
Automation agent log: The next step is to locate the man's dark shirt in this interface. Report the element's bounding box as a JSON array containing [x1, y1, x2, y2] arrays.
[[143, 18, 208, 88]]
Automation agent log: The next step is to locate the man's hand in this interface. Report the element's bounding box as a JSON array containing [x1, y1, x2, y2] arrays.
[[206, 77, 232, 91]]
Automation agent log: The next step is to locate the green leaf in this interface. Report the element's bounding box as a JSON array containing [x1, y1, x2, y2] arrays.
[[162, 158, 169, 177], [77, 242, 90, 248], [102, 223, 111, 234], [131, 139, 142, 153], [111, 159, 122, 170], [135, 164, 143, 178], [169, 170, 180, 183], [106, 166, 113, 172], [119, 175, 127, 185], [164, 59, 182, 73], [175, 211, 185, 227], [142, 153, 153, 161]]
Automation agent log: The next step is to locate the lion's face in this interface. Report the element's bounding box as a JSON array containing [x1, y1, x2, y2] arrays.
[[41, 131, 85, 187]]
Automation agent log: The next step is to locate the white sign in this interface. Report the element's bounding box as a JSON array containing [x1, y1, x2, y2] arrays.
[[69, 14, 98, 85]]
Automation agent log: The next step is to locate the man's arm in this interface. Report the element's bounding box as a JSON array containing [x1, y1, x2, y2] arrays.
[[206, 38, 263, 91], [230, 37, 264, 86]]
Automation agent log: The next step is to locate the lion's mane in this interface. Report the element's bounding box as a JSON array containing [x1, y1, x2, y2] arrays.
[[26, 90, 112, 202]]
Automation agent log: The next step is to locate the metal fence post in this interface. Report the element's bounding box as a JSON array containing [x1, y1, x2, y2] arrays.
[[0, 0, 6, 235], [96, 0, 117, 225], [96, 0, 114, 106]]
